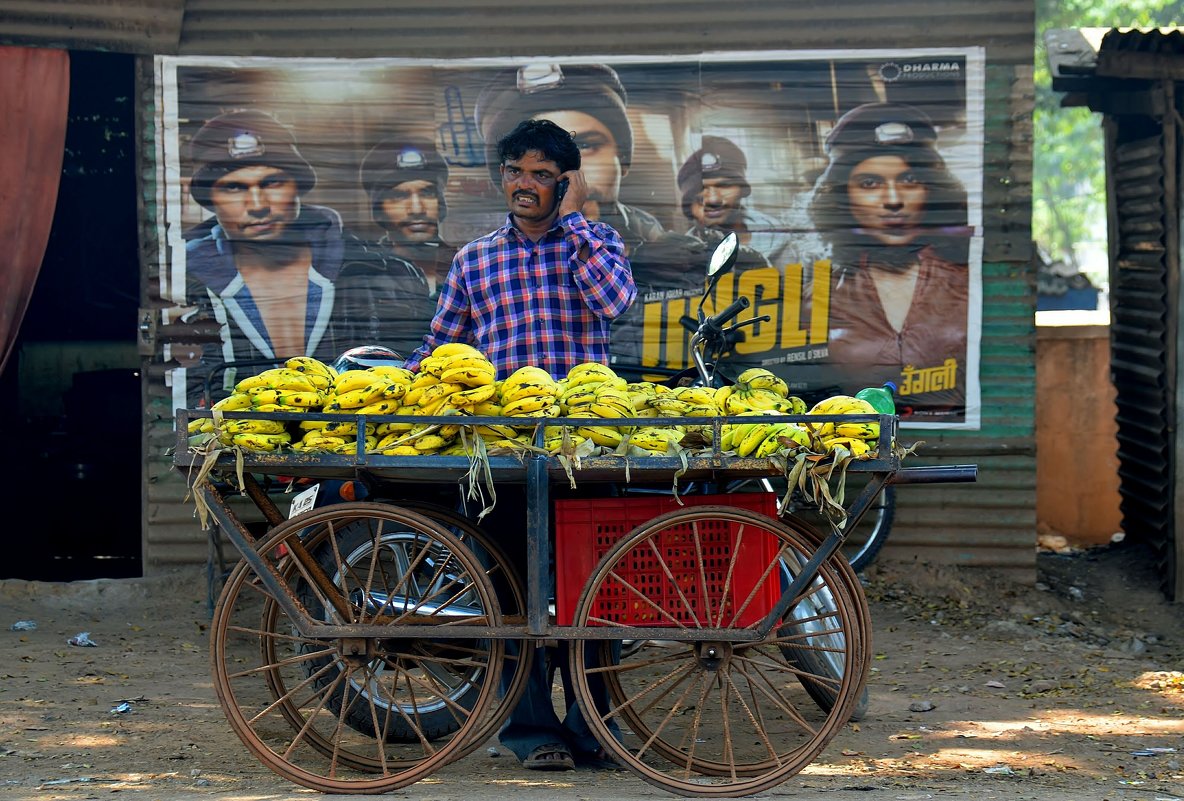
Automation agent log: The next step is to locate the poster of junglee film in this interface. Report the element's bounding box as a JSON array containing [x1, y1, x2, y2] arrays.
[[155, 49, 984, 428]]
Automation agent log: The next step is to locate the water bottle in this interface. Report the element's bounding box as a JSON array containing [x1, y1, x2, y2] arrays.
[[855, 381, 896, 415]]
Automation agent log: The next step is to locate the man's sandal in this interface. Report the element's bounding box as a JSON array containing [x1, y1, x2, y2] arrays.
[[522, 743, 575, 771]]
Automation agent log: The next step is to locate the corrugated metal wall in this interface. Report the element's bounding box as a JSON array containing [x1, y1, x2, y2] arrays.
[[4, 0, 1036, 575], [1106, 121, 1178, 599]]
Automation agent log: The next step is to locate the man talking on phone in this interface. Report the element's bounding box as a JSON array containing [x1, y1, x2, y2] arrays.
[[404, 119, 634, 772]]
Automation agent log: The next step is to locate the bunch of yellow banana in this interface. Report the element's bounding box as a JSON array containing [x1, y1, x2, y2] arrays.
[[323, 369, 404, 414], [558, 362, 623, 414], [284, 356, 338, 389], [622, 381, 664, 417], [499, 366, 561, 418], [818, 435, 873, 457], [541, 425, 588, 455], [720, 412, 813, 458], [735, 367, 791, 399], [806, 395, 879, 438], [628, 426, 684, 454], [423, 345, 499, 408]]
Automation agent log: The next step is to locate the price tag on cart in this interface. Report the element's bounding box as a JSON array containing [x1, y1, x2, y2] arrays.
[[288, 484, 319, 518]]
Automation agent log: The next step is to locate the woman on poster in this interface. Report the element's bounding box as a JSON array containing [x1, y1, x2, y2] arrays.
[[808, 102, 971, 423]]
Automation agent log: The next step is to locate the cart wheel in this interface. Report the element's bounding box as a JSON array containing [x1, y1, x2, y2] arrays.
[[210, 503, 504, 793], [569, 505, 869, 797], [355, 498, 531, 757]]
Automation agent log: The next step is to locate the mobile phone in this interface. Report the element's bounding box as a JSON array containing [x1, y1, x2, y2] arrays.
[[555, 177, 569, 205]]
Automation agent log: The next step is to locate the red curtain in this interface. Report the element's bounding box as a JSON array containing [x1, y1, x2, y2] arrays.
[[0, 46, 69, 375]]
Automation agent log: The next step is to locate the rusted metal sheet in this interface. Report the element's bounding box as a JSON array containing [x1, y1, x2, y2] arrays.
[[0, 0, 1033, 62], [0, 0, 183, 53]]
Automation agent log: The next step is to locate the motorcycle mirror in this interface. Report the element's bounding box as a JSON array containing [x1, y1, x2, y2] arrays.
[[700, 232, 740, 313]]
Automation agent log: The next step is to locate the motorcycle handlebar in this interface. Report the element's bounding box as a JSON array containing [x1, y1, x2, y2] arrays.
[[707, 297, 750, 330]]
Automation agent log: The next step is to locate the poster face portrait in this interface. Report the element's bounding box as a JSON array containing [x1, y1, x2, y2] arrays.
[[157, 49, 984, 428]]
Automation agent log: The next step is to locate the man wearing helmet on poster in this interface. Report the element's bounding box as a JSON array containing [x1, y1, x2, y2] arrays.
[[473, 63, 751, 375], [332, 138, 454, 356], [807, 102, 971, 422], [183, 109, 353, 373], [678, 135, 805, 270]]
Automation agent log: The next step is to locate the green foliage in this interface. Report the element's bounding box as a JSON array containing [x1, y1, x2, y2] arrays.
[[1035, 1, 1184, 273]]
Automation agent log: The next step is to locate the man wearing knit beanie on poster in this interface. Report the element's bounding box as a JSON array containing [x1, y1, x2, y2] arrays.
[[332, 138, 454, 356], [678, 135, 804, 270], [182, 109, 354, 384]]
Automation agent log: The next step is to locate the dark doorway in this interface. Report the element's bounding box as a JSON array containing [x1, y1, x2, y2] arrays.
[[0, 50, 140, 581]]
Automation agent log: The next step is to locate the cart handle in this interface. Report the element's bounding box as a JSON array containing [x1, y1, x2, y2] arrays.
[[888, 465, 977, 485]]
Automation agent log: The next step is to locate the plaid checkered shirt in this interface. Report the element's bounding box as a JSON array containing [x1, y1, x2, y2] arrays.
[[406, 212, 636, 377]]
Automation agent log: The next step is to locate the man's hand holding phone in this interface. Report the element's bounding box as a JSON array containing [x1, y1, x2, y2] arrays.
[[556, 169, 587, 218]]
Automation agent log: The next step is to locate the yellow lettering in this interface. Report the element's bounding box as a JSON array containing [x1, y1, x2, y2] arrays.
[[735, 267, 779, 354], [779, 263, 806, 350], [809, 259, 831, 346]]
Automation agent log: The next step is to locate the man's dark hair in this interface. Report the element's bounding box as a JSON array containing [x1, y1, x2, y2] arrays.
[[496, 119, 581, 176]]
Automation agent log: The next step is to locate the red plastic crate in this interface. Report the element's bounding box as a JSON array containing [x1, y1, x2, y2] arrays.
[[554, 492, 781, 626]]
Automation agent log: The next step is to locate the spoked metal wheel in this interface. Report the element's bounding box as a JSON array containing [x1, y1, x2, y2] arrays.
[[210, 503, 505, 793], [568, 505, 870, 797], [364, 498, 531, 758]]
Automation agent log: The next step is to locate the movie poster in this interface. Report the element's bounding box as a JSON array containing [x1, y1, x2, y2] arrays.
[[156, 48, 984, 428]]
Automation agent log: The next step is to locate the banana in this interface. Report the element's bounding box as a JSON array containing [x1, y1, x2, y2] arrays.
[[559, 385, 600, 408], [301, 433, 352, 449], [589, 399, 635, 419], [212, 393, 253, 411], [630, 427, 683, 453], [333, 370, 383, 395], [808, 395, 877, 416], [187, 418, 214, 434], [754, 424, 794, 458], [565, 362, 618, 385], [379, 382, 408, 401], [232, 432, 291, 451], [247, 388, 285, 407], [232, 372, 275, 392], [738, 368, 790, 398], [412, 434, 450, 451], [822, 436, 872, 458], [430, 342, 485, 360], [834, 421, 880, 440], [368, 365, 415, 384], [441, 365, 496, 387], [502, 381, 561, 404], [674, 386, 717, 407], [330, 380, 393, 409], [576, 425, 624, 448], [402, 378, 440, 407], [274, 391, 325, 408], [415, 382, 463, 410], [736, 423, 776, 457], [502, 394, 554, 416], [469, 400, 504, 417], [450, 383, 498, 407], [649, 396, 691, 416], [474, 423, 520, 439], [285, 356, 336, 379], [502, 366, 557, 397], [222, 418, 288, 435], [786, 395, 808, 415], [298, 419, 332, 431], [418, 354, 451, 377], [714, 384, 735, 414], [379, 445, 423, 456], [355, 399, 400, 416]]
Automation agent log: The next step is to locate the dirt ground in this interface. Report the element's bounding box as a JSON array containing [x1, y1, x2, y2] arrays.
[[1, 542, 1181, 801]]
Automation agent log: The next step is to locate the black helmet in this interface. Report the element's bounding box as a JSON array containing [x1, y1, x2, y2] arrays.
[[331, 345, 406, 374]]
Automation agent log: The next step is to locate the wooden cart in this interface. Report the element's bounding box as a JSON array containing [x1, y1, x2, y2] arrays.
[[174, 408, 975, 797]]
